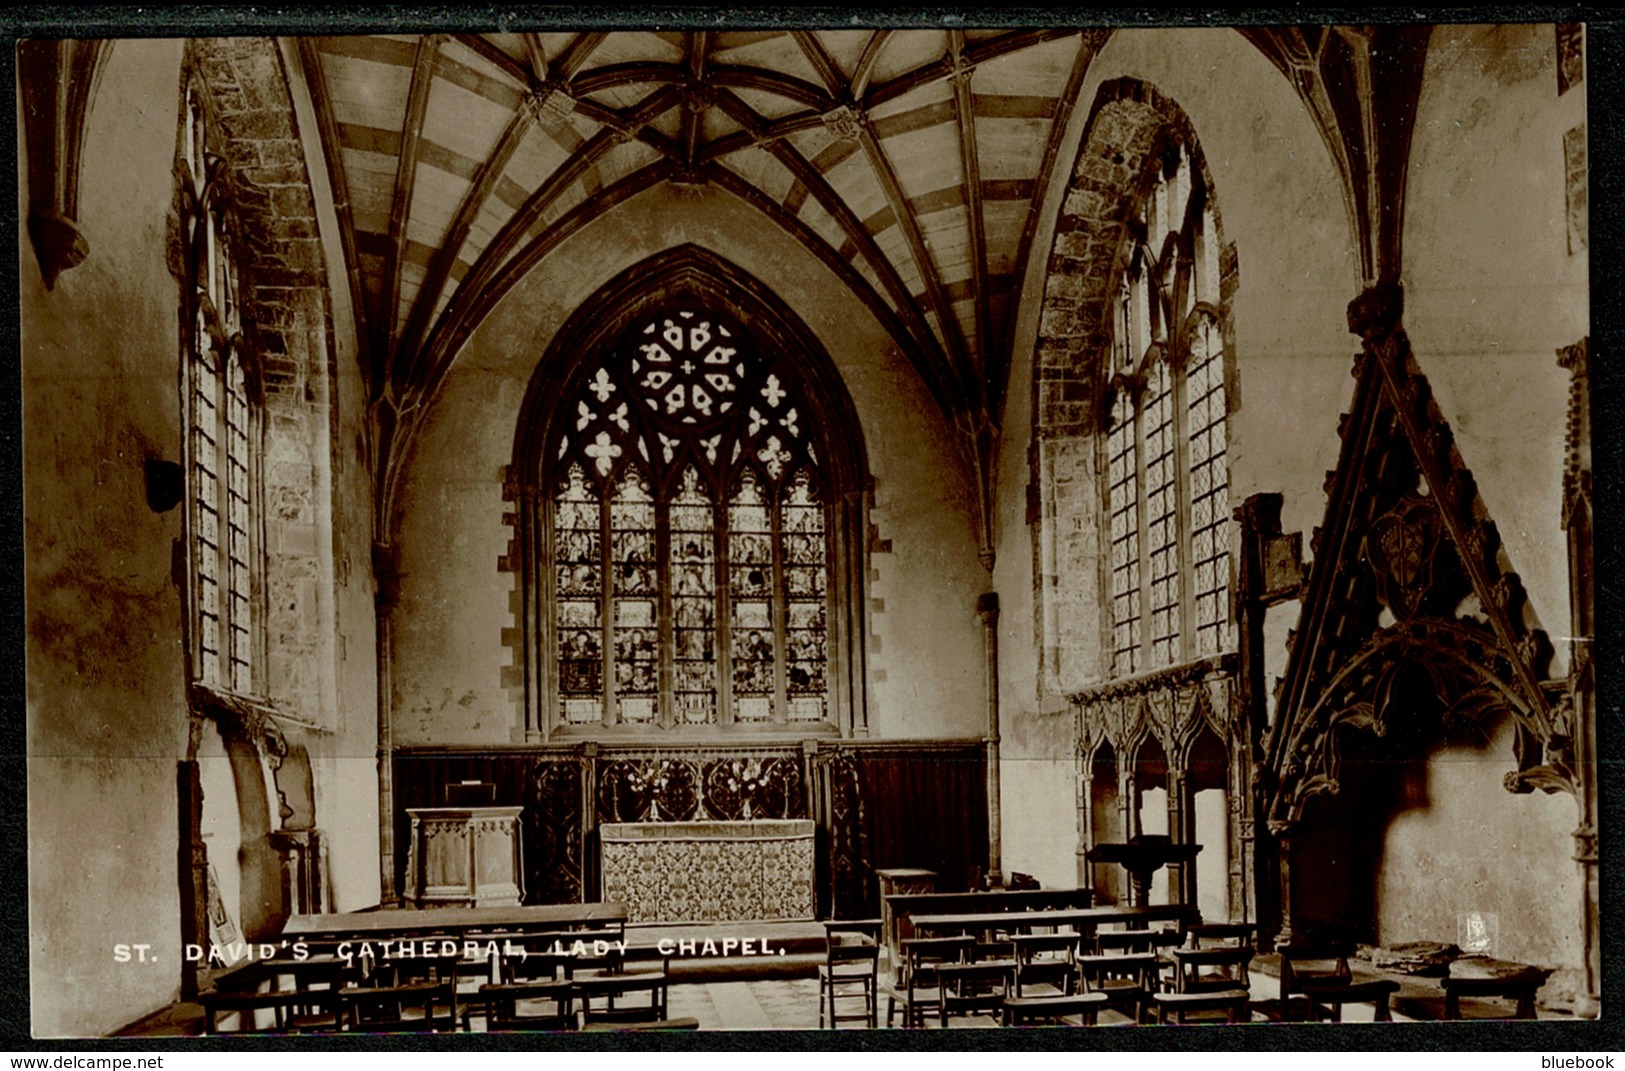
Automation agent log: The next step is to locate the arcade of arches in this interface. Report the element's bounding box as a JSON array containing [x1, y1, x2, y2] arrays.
[[19, 23, 1596, 1035]]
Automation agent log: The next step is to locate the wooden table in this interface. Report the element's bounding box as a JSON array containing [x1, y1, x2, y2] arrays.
[[908, 904, 1197, 940], [282, 902, 627, 943]]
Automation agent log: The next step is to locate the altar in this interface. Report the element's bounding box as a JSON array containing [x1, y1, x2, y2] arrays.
[[599, 819, 816, 923]]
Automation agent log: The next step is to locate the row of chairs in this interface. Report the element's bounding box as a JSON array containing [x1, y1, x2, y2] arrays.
[[876, 923, 1258, 1028], [200, 927, 696, 1034]]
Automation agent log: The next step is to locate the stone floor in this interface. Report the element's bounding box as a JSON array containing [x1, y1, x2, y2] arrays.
[[662, 977, 1138, 1030]]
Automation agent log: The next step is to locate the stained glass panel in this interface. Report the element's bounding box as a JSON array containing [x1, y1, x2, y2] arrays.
[[547, 305, 836, 732], [556, 464, 603, 723], [783, 471, 827, 721], [729, 472, 774, 720], [611, 473, 657, 723], [670, 467, 717, 724]]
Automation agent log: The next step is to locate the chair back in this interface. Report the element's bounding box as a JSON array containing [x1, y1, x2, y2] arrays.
[[1187, 923, 1254, 948], [479, 979, 575, 1032], [200, 987, 342, 1034], [1011, 934, 1078, 997], [902, 936, 973, 979], [1096, 927, 1181, 955]]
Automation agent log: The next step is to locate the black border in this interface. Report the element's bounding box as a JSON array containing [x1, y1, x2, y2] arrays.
[[4, 5, 1622, 1056]]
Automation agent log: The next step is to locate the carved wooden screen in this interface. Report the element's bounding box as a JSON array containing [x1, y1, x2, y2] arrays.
[[546, 308, 833, 733]]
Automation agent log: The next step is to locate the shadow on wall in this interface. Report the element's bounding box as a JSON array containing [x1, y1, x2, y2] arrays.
[[1290, 674, 1502, 945]]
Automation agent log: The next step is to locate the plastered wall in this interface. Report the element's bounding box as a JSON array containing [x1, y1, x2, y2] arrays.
[[24, 39, 193, 1039]]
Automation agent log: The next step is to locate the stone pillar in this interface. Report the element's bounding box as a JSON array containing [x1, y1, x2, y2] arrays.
[[978, 592, 1002, 887], [177, 760, 208, 1001], [1560, 337, 1598, 1017], [373, 540, 399, 905]]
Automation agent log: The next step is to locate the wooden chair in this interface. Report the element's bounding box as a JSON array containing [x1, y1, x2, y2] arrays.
[[199, 987, 341, 1034], [1278, 941, 1398, 1023], [1440, 962, 1553, 1020], [1153, 944, 1254, 1025], [338, 979, 458, 1033], [1076, 951, 1162, 1024], [820, 919, 882, 1028], [1152, 989, 1251, 1024], [1010, 933, 1079, 998], [339, 953, 461, 1033], [1169, 944, 1253, 995], [477, 979, 576, 1032], [885, 936, 972, 1029], [936, 959, 1014, 1027], [572, 945, 672, 1027], [1002, 990, 1109, 1027], [574, 972, 671, 1027]]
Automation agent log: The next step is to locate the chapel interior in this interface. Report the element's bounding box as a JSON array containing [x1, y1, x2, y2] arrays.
[[17, 22, 1600, 1036]]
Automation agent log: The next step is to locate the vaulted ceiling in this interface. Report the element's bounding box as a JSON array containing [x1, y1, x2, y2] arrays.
[[295, 29, 1113, 431], [277, 26, 1435, 556]]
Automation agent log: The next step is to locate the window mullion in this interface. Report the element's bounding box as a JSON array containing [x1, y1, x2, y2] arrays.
[[1133, 388, 1152, 672], [716, 495, 734, 728], [1170, 343, 1196, 668], [656, 498, 673, 731], [599, 494, 614, 729], [771, 488, 788, 725]]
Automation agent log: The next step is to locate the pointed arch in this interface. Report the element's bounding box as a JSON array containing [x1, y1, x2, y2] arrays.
[[510, 245, 871, 739]]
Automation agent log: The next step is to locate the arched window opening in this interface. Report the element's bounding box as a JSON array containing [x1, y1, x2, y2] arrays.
[[521, 264, 868, 741], [1133, 735, 1170, 906], [1088, 743, 1124, 905], [1105, 142, 1232, 677], [1187, 726, 1230, 923]]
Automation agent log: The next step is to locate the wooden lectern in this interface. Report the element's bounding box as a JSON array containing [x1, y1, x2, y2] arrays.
[[403, 806, 524, 908]]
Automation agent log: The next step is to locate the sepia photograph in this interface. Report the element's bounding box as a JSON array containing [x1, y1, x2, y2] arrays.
[[14, 10, 1613, 1047]]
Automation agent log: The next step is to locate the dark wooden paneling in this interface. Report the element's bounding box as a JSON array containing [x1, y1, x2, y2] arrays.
[[393, 739, 987, 916]]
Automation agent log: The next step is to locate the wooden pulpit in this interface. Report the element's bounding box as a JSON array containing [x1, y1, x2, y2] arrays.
[[403, 806, 524, 908]]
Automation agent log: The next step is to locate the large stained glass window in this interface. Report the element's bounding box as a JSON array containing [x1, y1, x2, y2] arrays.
[[547, 309, 832, 731], [1104, 141, 1232, 674]]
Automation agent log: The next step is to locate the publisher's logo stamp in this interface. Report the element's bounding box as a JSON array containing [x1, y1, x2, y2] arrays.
[[1458, 910, 1498, 956]]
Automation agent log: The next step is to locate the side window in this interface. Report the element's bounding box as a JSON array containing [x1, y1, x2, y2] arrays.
[[1104, 143, 1232, 676], [180, 77, 263, 697]]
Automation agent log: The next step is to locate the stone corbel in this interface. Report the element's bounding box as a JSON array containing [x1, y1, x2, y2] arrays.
[[19, 39, 110, 289]]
